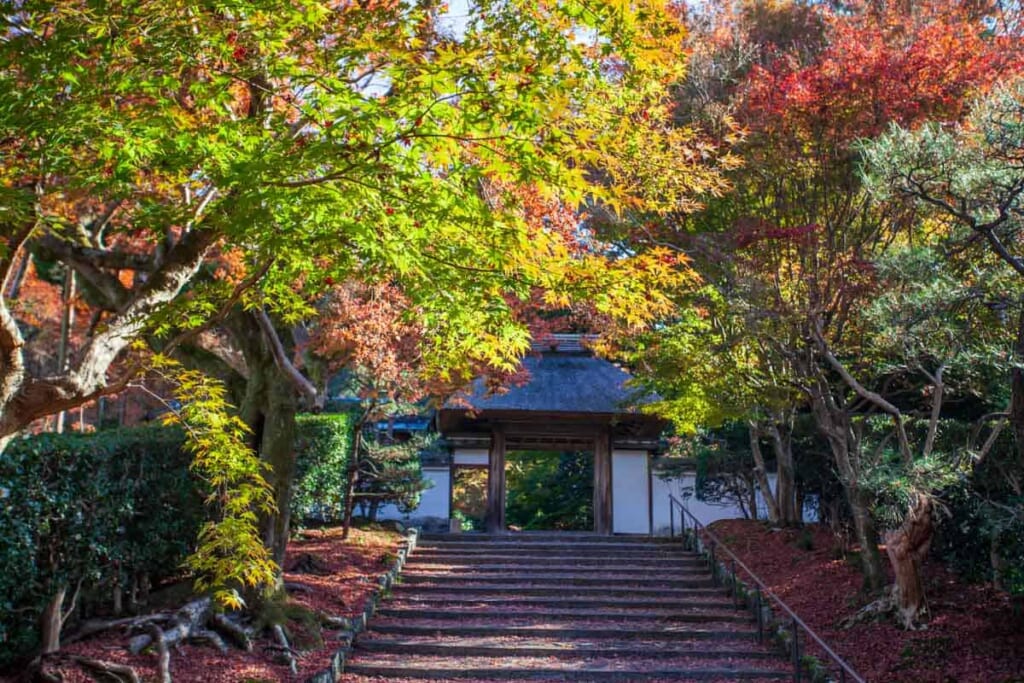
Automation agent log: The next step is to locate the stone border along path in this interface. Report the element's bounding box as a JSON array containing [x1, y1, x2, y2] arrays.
[[305, 527, 420, 683], [334, 532, 792, 682]]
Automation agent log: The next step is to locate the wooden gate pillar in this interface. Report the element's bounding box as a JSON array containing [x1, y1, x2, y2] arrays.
[[593, 427, 613, 534], [486, 427, 506, 533]]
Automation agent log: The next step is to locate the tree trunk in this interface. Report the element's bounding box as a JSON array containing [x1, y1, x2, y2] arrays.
[[232, 312, 299, 571], [806, 376, 886, 591], [40, 586, 66, 654], [748, 422, 781, 524], [342, 425, 364, 540], [884, 493, 933, 628], [1010, 305, 1024, 454], [849, 485, 886, 592], [55, 271, 76, 434], [768, 419, 799, 525]]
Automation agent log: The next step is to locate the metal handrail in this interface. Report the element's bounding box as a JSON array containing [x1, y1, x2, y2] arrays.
[[668, 494, 865, 683]]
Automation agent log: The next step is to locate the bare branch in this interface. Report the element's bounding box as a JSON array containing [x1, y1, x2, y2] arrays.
[[812, 319, 913, 463], [255, 308, 324, 410]]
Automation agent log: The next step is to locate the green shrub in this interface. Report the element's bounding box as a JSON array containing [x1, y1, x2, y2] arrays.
[[0, 426, 202, 669], [292, 413, 356, 525], [0, 413, 358, 669]]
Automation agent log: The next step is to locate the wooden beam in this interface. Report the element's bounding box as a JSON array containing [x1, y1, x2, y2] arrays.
[[486, 427, 506, 533], [593, 428, 613, 534]]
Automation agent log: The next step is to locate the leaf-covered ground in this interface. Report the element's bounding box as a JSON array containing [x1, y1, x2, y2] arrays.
[[32, 525, 401, 683], [708, 519, 1024, 683]]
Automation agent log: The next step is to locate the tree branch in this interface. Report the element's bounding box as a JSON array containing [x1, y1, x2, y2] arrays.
[[255, 308, 323, 411], [812, 319, 913, 463], [0, 224, 220, 438]]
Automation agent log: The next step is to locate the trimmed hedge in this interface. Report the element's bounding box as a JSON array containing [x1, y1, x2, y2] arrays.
[[0, 413, 357, 669], [0, 426, 202, 668], [292, 413, 356, 525]]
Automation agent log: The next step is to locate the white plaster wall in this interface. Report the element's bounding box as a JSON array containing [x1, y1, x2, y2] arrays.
[[612, 450, 650, 534], [651, 472, 818, 534], [374, 466, 450, 521], [452, 448, 488, 466]]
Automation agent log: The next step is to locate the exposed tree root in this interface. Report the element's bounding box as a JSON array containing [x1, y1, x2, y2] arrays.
[[839, 592, 929, 631], [68, 613, 172, 645], [188, 627, 228, 653], [209, 612, 252, 652], [128, 598, 211, 654], [70, 655, 141, 683], [320, 614, 349, 629], [145, 624, 171, 683], [270, 624, 298, 675]]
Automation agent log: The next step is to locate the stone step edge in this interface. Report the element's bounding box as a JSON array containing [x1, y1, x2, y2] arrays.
[[376, 608, 753, 623], [388, 597, 738, 610], [342, 664, 791, 681], [368, 624, 756, 640], [391, 585, 725, 596], [416, 543, 694, 551], [355, 639, 778, 659], [418, 533, 681, 543], [399, 576, 715, 587], [404, 565, 710, 574], [408, 555, 707, 564]]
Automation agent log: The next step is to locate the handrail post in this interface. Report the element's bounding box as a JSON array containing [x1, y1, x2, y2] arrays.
[[791, 617, 801, 682], [669, 501, 675, 539], [755, 587, 763, 643], [709, 541, 717, 586]]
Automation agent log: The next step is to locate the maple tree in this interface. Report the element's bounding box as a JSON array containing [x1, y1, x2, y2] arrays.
[[617, 0, 1022, 625], [0, 4, 736, 664], [0, 0, 718, 448]]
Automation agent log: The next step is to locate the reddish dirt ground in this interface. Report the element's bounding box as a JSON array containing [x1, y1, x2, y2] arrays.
[[15, 525, 401, 683], [707, 519, 1024, 683]]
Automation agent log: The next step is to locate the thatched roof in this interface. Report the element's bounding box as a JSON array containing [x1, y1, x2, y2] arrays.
[[448, 351, 652, 415]]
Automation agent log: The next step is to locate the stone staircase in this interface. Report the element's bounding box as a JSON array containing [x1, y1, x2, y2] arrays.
[[341, 533, 792, 682]]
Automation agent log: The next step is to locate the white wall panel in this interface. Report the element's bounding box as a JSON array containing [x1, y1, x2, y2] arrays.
[[612, 450, 650, 534]]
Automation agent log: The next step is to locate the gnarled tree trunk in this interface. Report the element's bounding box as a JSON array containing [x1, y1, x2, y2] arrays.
[[884, 493, 934, 629]]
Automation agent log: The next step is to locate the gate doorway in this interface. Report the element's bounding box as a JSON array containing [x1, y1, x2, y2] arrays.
[[451, 466, 487, 531], [505, 450, 594, 531]]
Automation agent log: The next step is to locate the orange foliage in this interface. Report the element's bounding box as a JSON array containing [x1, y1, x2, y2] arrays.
[[740, 0, 1021, 146]]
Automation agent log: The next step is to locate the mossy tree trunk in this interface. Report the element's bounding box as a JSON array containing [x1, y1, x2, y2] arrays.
[[230, 312, 299, 571]]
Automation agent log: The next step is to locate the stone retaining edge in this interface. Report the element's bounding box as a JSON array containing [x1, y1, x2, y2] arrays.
[[304, 526, 419, 683]]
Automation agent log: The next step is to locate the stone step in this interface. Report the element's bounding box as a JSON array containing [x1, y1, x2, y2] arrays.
[[343, 653, 791, 680], [411, 548, 700, 561], [408, 552, 706, 566], [345, 535, 789, 683], [404, 564, 709, 576], [419, 533, 679, 544], [367, 622, 756, 640], [354, 635, 774, 659], [399, 573, 715, 588], [416, 541, 689, 553], [342, 675, 790, 683], [376, 607, 753, 623], [390, 584, 724, 598], [387, 595, 739, 610]]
